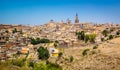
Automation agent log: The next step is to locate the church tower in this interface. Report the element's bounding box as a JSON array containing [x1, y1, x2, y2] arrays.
[[75, 13, 79, 23]]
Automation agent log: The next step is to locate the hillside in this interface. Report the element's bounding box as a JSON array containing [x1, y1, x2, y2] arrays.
[[55, 37, 120, 70]]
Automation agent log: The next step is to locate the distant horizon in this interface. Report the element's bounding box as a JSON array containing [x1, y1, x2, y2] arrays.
[[0, 0, 120, 25], [0, 21, 119, 26]]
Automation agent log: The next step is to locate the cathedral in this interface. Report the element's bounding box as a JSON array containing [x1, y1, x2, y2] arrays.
[[75, 13, 79, 23]]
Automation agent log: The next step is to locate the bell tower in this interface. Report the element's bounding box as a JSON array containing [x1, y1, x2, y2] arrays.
[[75, 13, 79, 23]]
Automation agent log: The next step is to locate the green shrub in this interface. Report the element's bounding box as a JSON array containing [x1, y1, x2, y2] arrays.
[[54, 43, 58, 48], [109, 35, 114, 40], [12, 28, 17, 33], [116, 30, 120, 35], [70, 56, 74, 62], [84, 34, 89, 43], [31, 38, 51, 45], [58, 52, 63, 58], [12, 58, 25, 67], [64, 57, 69, 61], [46, 61, 62, 70], [0, 60, 11, 66], [82, 49, 90, 56], [101, 38, 104, 42], [102, 29, 109, 37], [93, 46, 98, 49], [89, 34, 96, 43], [40, 38, 50, 43], [29, 61, 35, 68], [55, 40, 59, 43], [33, 62, 46, 70], [76, 31, 85, 40], [37, 46, 50, 60]]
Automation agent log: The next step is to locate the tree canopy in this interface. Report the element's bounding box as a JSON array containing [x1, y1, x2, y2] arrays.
[[31, 38, 50, 45], [37, 46, 50, 60]]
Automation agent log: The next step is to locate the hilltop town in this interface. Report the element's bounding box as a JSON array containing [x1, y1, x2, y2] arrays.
[[0, 14, 120, 70]]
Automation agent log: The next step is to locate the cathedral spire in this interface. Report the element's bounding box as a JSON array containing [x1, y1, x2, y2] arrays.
[[75, 13, 79, 23]]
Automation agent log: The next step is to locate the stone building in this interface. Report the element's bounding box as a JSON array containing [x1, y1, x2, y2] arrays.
[[75, 13, 79, 24]]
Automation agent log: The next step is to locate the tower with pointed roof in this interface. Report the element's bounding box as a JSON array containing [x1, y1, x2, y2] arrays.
[[75, 13, 79, 23]]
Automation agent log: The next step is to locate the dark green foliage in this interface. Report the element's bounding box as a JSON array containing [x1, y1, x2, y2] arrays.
[[54, 43, 57, 48], [76, 31, 96, 43], [36, 38, 41, 43], [76, 31, 85, 40], [40, 38, 50, 43], [80, 31, 85, 40], [116, 30, 120, 35], [110, 28, 114, 33], [12, 58, 25, 67], [46, 60, 49, 64], [70, 56, 74, 62], [29, 61, 35, 68], [84, 34, 89, 43], [109, 35, 114, 40], [82, 49, 90, 56], [12, 28, 17, 33], [101, 38, 104, 41], [46, 61, 62, 70], [37, 46, 50, 60], [58, 52, 63, 58], [102, 29, 109, 37], [54, 40, 59, 48], [31, 38, 50, 45], [55, 40, 59, 43], [31, 38, 37, 45], [34, 61, 62, 70]]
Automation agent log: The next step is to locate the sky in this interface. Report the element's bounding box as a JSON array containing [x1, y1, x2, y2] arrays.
[[0, 0, 120, 25]]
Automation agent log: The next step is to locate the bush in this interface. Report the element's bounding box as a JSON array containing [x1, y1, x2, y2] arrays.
[[110, 28, 114, 32], [101, 38, 104, 42], [12, 58, 25, 67], [93, 46, 98, 49], [40, 38, 50, 43], [31, 38, 38, 45], [76, 31, 85, 40], [109, 35, 113, 40], [12, 28, 17, 33], [89, 34, 96, 43], [46, 61, 62, 70], [31, 38, 50, 45], [84, 34, 89, 43], [29, 61, 35, 68], [82, 49, 90, 56], [70, 56, 74, 62], [55, 40, 59, 43], [37, 46, 50, 60], [116, 30, 120, 35], [58, 52, 63, 58], [33, 62, 46, 70], [54, 43, 58, 48], [102, 29, 109, 37]]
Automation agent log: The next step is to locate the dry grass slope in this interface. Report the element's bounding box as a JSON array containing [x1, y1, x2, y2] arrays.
[[60, 37, 120, 70]]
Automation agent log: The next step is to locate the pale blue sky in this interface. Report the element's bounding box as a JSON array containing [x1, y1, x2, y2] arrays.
[[0, 0, 120, 25]]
